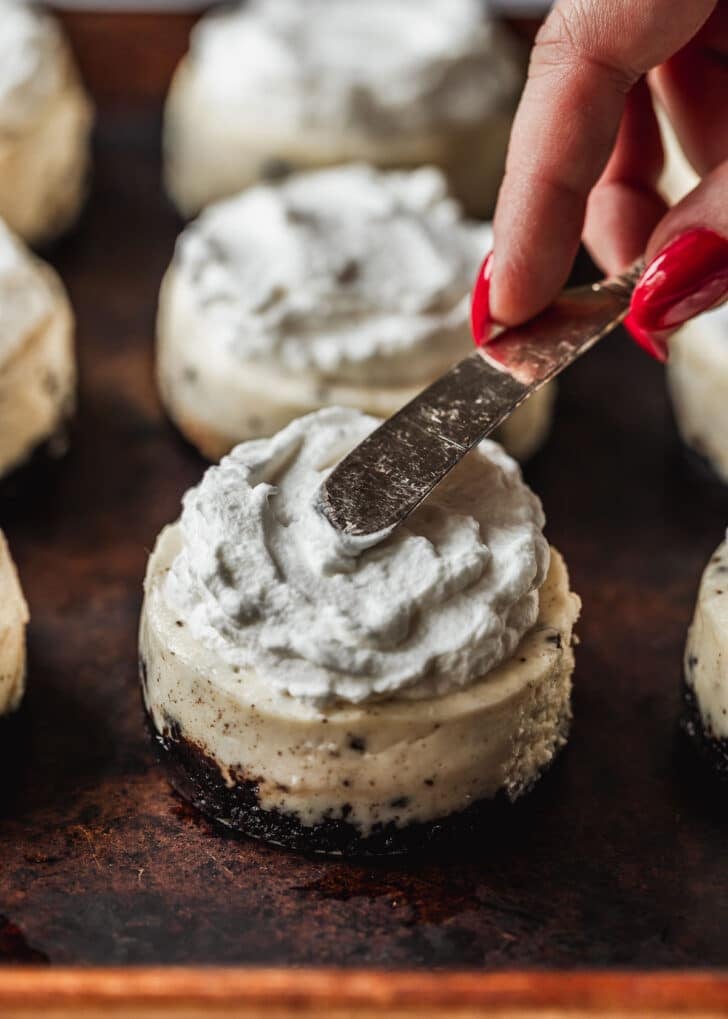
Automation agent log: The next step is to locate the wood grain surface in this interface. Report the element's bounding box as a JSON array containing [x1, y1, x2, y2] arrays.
[[2, 969, 728, 1018], [0, 10, 726, 1016]]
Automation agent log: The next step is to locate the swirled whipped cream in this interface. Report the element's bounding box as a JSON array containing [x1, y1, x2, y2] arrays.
[[0, 220, 54, 368], [187, 0, 521, 135], [163, 407, 550, 707], [173, 164, 490, 386], [0, 2, 66, 132]]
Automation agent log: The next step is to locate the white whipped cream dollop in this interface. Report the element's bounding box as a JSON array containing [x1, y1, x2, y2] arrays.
[[173, 164, 490, 386], [0, 2, 66, 132], [164, 407, 550, 707], [188, 0, 521, 136], [0, 220, 54, 368]]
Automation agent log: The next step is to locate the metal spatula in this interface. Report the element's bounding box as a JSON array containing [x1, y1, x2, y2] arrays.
[[318, 259, 645, 539]]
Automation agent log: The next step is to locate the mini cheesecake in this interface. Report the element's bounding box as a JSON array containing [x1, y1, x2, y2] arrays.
[[683, 536, 728, 779], [0, 220, 76, 480], [140, 407, 580, 855], [0, 531, 28, 718], [158, 164, 554, 466], [668, 306, 728, 483], [0, 1, 93, 245], [163, 0, 523, 219]]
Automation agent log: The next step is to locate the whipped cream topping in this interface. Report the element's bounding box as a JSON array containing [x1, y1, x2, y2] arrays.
[[0, 2, 66, 132], [188, 0, 521, 136], [163, 407, 550, 707], [0, 220, 55, 368], [173, 164, 490, 386]]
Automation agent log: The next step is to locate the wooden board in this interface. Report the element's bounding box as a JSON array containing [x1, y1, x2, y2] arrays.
[[0, 12, 727, 1015], [2, 969, 728, 1018]]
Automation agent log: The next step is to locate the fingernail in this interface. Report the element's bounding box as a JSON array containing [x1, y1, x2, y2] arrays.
[[627, 229, 728, 359], [470, 251, 496, 347]]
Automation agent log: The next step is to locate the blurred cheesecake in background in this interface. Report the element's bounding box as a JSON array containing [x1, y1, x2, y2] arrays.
[[157, 163, 554, 462], [0, 0, 93, 244], [0, 220, 76, 480], [657, 110, 728, 482], [0, 531, 28, 719], [668, 305, 728, 482], [658, 106, 699, 208], [683, 535, 728, 780], [163, 0, 525, 219]]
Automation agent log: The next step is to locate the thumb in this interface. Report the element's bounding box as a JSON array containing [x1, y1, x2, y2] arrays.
[[625, 160, 728, 360]]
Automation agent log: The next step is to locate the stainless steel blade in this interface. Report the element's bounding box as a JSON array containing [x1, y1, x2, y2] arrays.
[[318, 260, 644, 538]]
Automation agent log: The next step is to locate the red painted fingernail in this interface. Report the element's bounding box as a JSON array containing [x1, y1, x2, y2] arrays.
[[627, 229, 728, 360], [470, 251, 496, 347]]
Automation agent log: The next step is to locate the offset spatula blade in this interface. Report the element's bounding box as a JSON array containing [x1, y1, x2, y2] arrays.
[[318, 262, 643, 538]]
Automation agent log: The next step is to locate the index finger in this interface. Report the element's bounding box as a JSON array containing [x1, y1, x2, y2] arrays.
[[490, 0, 717, 325]]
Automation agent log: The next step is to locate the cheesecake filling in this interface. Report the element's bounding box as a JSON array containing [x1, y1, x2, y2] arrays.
[[0, 221, 55, 369], [0, 1, 66, 133], [668, 304, 728, 483], [0, 530, 28, 716], [186, 0, 521, 137], [163, 407, 549, 708], [685, 534, 728, 741], [169, 164, 490, 387]]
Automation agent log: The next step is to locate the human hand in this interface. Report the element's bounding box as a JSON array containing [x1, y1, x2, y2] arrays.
[[472, 0, 728, 360]]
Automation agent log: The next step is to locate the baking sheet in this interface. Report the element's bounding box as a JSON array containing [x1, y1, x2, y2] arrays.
[[0, 109, 727, 970]]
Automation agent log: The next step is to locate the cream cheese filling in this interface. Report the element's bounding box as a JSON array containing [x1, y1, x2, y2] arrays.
[[668, 306, 728, 483], [0, 530, 28, 717], [685, 535, 728, 741]]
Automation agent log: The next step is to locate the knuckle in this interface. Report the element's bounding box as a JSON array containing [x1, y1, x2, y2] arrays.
[[531, 0, 639, 95]]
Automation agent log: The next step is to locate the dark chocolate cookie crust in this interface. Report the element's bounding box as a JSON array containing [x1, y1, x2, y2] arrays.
[[144, 701, 562, 858], [681, 678, 728, 782]]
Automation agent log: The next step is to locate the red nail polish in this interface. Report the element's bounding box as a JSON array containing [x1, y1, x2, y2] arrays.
[[628, 229, 728, 358], [470, 251, 495, 347]]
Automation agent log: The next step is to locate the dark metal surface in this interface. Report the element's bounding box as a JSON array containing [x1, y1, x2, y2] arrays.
[[320, 264, 643, 538], [0, 111, 727, 970]]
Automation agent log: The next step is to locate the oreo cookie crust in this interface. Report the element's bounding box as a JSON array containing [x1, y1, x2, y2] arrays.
[[682, 672, 728, 782], [144, 703, 569, 857]]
